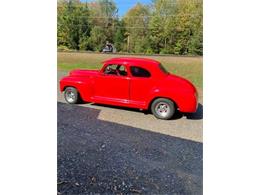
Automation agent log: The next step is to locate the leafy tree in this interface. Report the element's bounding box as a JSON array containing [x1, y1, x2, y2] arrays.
[[123, 3, 150, 53], [58, 0, 90, 50], [88, 26, 107, 51], [88, 0, 118, 44], [170, 0, 203, 55], [113, 20, 126, 52], [187, 0, 203, 55], [149, 0, 177, 54], [149, 0, 202, 55]]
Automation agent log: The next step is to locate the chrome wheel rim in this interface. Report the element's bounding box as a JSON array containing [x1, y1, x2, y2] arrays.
[[65, 90, 76, 103], [155, 102, 170, 118]]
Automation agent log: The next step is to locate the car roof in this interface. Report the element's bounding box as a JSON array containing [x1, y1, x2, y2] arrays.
[[103, 57, 160, 66]]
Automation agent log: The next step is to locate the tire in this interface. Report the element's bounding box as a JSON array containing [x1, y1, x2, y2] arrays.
[[151, 98, 175, 120], [64, 87, 79, 104]]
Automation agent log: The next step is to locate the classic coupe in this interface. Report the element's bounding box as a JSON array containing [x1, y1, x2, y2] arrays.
[[59, 57, 198, 120]]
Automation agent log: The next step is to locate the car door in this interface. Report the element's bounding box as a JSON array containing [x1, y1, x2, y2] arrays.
[[129, 66, 155, 107], [93, 64, 130, 103]]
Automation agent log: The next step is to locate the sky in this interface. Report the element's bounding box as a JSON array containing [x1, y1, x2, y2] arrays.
[[83, 0, 152, 17], [114, 0, 152, 16]]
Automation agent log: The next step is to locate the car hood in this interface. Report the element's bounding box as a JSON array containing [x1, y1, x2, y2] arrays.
[[69, 69, 99, 77]]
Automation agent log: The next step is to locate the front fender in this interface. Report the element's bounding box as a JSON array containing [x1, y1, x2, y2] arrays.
[[59, 76, 93, 101]]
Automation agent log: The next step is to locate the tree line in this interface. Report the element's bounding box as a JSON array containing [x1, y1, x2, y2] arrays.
[[58, 0, 203, 55]]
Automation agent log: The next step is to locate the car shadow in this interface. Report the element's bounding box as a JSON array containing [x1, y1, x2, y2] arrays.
[[184, 103, 203, 120], [57, 102, 202, 195], [88, 102, 149, 113], [172, 103, 203, 120]]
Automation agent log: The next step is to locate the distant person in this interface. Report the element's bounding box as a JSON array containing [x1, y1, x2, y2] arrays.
[[102, 41, 114, 53]]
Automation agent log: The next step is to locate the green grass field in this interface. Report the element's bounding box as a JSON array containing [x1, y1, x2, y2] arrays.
[[58, 52, 203, 89]]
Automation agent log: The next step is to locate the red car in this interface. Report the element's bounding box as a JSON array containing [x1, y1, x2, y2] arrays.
[[60, 57, 198, 120]]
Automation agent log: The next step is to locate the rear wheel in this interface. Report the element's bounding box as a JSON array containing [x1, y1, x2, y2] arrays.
[[64, 87, 79, 104], [151, 98, 175, 120]]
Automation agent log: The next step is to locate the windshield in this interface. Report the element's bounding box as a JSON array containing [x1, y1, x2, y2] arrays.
[[158, 64, 169, 75]]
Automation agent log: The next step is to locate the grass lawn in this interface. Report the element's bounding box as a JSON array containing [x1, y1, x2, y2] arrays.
[[58, 52, 203, 89]]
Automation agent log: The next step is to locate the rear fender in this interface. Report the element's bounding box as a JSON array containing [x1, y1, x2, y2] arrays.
[[146, 87, 196, 112]]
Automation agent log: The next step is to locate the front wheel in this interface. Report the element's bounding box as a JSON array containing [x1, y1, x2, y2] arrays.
[[151, 98, 175, 120], [64, 87, 79, 104]]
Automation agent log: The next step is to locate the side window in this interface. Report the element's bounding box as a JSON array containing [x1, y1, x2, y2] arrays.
[[118, 65, 127, 76], [103, 64, 127, 76], [130, 66, 151, 78]]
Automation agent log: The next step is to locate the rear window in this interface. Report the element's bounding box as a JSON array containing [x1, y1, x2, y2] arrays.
[[158, 64, 169, 74], [130, 66, 151, 78]]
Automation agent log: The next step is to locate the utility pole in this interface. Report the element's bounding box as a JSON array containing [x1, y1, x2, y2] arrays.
[[124, 32, 130, 52], [127, 35, 130, 52]]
